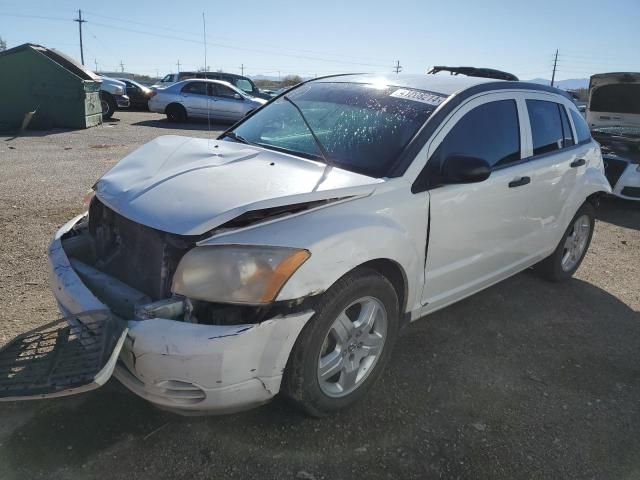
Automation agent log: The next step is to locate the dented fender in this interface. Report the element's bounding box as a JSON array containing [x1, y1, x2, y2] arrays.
[[198, 180, 428, 313]]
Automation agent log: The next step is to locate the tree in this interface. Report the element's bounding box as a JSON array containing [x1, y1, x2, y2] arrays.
[[281, 75, 303, 87], [0, 37, 6, 52]]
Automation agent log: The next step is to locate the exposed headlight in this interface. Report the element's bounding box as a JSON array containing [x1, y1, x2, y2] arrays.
[[172, 245, 310, 304]]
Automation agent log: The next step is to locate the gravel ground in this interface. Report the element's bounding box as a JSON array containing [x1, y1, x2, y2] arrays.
[[0, 111, 638, 480]]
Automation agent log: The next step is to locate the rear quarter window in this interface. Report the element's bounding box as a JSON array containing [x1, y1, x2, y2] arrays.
[[570, 109, 592, 143]]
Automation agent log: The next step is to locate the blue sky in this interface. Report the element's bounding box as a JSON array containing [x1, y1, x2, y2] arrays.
[[1, 0, 638, 80]]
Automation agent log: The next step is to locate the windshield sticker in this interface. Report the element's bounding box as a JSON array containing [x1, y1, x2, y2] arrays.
[[390, 88, 447, 106]]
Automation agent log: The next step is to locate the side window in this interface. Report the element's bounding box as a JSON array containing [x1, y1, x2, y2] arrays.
[[437, 100, 521, 168], [214, 84, 239, 99], [526, 99, 568, 155], [181, 82, 207, 95], [570, 109, 592, 143]]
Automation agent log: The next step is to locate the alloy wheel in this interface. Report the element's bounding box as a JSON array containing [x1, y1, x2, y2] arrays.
[[317, 296, 388, 398], [561, 214, 591, 271]]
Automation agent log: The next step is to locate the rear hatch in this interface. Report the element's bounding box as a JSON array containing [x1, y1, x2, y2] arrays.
[[587, 72, 640, 128]]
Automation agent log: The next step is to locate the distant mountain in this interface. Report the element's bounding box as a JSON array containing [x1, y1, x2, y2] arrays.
[[526, 78, 589, 90]]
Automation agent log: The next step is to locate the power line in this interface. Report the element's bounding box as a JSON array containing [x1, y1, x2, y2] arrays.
[[0, 11, 396, 74], [88, 19, 391, 68], [0, 12, 68, 22], [81, 10, 386, 65]]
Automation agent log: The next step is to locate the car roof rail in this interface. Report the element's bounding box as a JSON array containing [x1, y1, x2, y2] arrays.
[[427, 66, 519, 81]]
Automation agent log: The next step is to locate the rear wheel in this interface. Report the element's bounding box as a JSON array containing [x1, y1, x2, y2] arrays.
[[166, 103, 187, 122], [282, 269, 399, 417], [535, 202, 595, 282]]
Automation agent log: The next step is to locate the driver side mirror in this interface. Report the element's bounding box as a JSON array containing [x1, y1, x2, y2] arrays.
[[441, 154, 491, 184], [233, 93, 243, 100]]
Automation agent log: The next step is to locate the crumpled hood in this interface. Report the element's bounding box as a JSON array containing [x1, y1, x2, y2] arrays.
[[95, 135, 381, 235]]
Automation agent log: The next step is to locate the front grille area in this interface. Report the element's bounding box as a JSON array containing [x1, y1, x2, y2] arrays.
[[88, 198, 197, 300], [621, 186, 640, 198], [602, 156, 629, 188], [0, 311, 124, 400]]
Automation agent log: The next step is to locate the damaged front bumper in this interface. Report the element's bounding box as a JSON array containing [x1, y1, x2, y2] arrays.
[[44, 215, 314, 414]]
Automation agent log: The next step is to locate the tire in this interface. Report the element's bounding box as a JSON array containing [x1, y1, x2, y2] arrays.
[[535, 202, 595, 282], [100, 93, 117, 120], [166, 103, 187, 122], [282, 268, 399, 417]]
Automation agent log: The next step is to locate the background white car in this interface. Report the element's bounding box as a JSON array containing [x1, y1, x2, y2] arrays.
[[149, 79, 266, 122], [587, 72, 640, 200]]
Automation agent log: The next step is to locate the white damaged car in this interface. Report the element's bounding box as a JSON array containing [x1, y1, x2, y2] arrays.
[[0, 74, 610, 416]]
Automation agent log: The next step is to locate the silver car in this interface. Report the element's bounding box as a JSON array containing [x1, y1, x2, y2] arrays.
[[148, 79, 267, 122]]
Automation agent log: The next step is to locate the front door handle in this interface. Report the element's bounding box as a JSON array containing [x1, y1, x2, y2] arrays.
[[508, 176, 531, 188], [570, 159, 586, 168]]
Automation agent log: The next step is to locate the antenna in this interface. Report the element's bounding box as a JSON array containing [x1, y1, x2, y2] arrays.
[[203, 12, 212, 146]]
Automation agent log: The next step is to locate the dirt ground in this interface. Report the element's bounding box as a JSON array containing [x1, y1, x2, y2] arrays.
[[0, 111, 639, 480]]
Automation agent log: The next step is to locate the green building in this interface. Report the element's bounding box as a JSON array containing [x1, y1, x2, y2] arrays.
[[0, 43, 102, 130]]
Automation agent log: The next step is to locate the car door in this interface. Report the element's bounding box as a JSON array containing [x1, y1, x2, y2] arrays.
[[520, 94, 583, 258], [179, 81, 209, 117], [419, 93, 543, 313], [211, 84, 247, 121]]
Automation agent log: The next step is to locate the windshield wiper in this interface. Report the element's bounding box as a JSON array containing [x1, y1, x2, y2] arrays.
[[283, 95, 332, 166], [222, 131, 252, 144]]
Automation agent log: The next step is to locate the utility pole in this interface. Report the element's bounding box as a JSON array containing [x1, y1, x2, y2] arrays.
[[177, 60, 181, 72], [94, 58, 98, 73], [119, 60, 125, 73], [551, 49, 558, 87], [394, 60, 402, 74], [73, 9, 87, 65], [240, 63, 244, 76]]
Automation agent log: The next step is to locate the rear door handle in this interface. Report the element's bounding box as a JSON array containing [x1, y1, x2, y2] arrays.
[[570, 159, 586, 168], [508, 176, 531, 188]]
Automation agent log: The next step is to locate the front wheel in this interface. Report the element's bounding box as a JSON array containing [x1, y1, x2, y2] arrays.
[[282, 269, 399, 417], [100, 93, 117, 120], [535, 202, 595, 282]]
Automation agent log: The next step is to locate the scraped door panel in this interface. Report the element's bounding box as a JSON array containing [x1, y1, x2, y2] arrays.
[[423, 162, 540, 310]]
